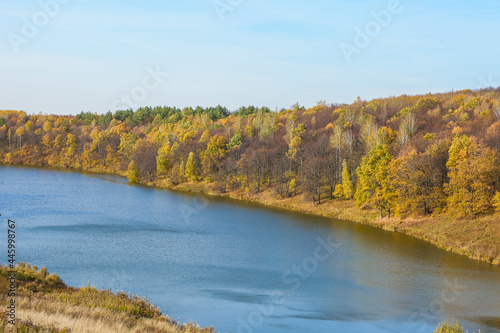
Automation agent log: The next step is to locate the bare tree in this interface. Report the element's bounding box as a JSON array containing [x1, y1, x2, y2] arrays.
[[398, 112, 418, 146], [329, 125, 344, 183], [493, 106, 500, 121]]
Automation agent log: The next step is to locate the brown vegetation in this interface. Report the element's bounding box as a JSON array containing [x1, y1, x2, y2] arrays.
[[0, 264, 215, 333]]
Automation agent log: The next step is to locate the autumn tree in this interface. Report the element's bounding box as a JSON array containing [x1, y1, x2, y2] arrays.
[[493, 192, 500, 211], [244, 123, 254, 138], [65, 133, 77, 165], [286, 124, 305, 161], [43, 120, 52, 134], [355, 144, 395, 218], [329, 124, 344, 184], [127, 160, 139, 182], [259, 112, 277, 140], [201, 135, 226, 178], [398, 111, 418, 146], [178, 159, 185, 181], [445, 135, 500, 217], [360, 117, 379, 153], [335, 159, 353, 200], [248, 149, 265, 192], [15, 126, 26, 149], [199, 129, 211, 145], [216, 152, 238, 193], [7, 128, 12, 149], [25, 120, 34, 132], [237, 154, 248, 189], [303, 135, 328, 204], [185, 152, 198, 182], [253, 108, 265, 132], [156, 144, 171, 175], [131, 139, 158, 181], [391, 150, 445, 216]]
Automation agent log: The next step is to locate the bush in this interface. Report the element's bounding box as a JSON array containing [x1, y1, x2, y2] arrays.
[[493, 192, 500, 211], [434, 320, 480, 333]]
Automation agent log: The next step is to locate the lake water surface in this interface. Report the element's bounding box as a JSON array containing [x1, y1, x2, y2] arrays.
[[1, 166, 499, 333]]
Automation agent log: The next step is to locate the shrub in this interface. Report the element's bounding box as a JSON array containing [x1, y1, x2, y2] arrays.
[[493, 192, 500, 211], [434, 320, 480, 333]]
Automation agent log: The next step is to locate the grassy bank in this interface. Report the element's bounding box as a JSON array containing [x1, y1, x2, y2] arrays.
[[149, 177, 500, 266], [3, 163, 500, 267], [0, 263, 215, 333], [6, 163, 499, 266]]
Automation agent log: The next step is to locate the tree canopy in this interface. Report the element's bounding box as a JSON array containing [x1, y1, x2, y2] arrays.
[[2, 88, 500, 218]]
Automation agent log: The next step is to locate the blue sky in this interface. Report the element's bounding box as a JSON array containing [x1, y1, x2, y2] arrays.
[[1, 0, 499, 115]]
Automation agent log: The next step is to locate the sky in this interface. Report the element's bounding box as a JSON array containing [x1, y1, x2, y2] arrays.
[[0, 0, 499, 115]]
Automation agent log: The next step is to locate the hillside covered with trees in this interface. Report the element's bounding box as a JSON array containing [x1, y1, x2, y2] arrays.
[[1, 88, 500, 263]]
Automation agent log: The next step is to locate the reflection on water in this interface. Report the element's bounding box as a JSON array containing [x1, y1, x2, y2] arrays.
[[1, 166, 499, 333]]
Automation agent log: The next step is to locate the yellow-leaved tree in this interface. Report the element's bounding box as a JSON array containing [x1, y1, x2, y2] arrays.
[[185, 152, 197, 182], [391, 147, 446, 216], [493, 192, 500, 211], [355, 144, 395, 218], [445, 135, 500, 217], [127, 160, 139, 183], [201, 135, 226, 178], [16, 126, 25, 149], [341, 159, 353, 200], [156, 144, 171, 175]]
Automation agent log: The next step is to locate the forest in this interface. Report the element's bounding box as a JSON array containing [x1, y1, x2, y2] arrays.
[[2, 88, 500, 219]]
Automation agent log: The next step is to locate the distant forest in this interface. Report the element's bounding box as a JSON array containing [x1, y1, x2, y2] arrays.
[[2, 88, 500, 218]]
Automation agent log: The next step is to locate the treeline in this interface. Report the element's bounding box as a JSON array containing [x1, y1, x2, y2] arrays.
[[2, 88, 500, 218], [73, 104, 271, 126]]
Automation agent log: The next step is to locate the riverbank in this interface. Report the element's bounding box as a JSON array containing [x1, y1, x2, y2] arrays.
[[149, 177, 500, 266], [0, 264, 215, 333], [2, 163, 499, 266]]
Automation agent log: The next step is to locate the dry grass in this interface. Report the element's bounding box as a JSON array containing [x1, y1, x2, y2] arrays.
[[0, 264, 215, 333], [384, 213, 500, 265], [169, 181, 379, 224]]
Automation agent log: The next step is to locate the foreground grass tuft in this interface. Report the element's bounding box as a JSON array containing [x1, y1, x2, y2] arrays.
[[0, 264, 215, 333], [435, 320, 480, 333]]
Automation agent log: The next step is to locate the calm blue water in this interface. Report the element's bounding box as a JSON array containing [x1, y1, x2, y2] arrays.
[[0, 166, 499, 333]]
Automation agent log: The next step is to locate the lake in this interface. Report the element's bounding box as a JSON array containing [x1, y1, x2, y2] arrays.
[[1, 166, 499, 333]]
